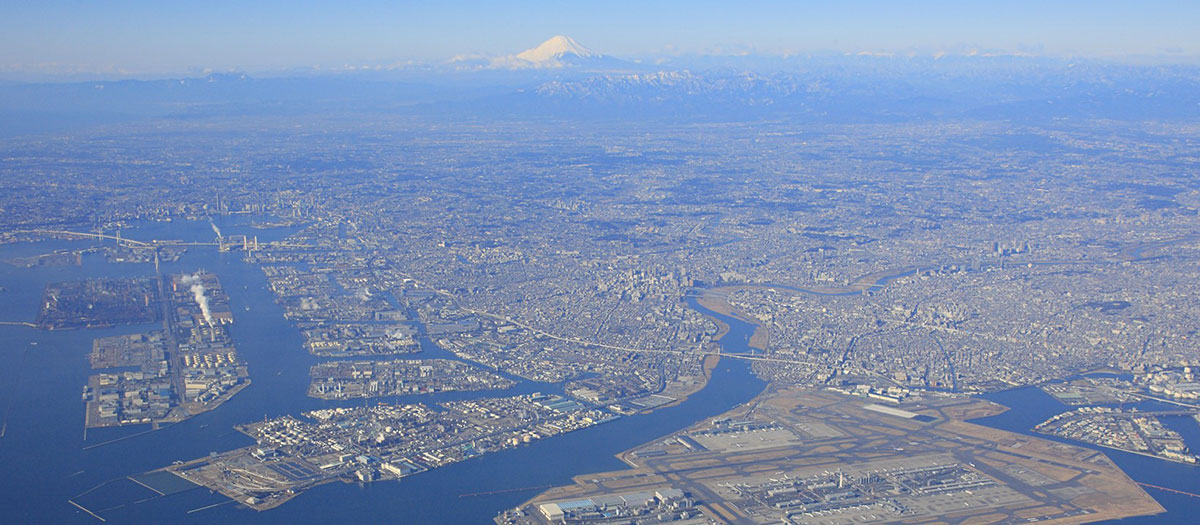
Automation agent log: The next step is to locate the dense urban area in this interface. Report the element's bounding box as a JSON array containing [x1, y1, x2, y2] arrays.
[[3, 115, 1200, 522]]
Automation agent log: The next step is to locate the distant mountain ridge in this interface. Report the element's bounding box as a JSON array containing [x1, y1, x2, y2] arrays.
[[3, 40, 1200, 136]]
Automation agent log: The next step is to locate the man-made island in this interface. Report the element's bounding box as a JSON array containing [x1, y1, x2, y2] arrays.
[[166, 393, 613, 510], [80, 272, 249, 428], [499, 388, 1163, 524]]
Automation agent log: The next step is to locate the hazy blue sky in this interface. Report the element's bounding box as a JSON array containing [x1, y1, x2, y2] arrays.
[[2, 0, 1198, 78]]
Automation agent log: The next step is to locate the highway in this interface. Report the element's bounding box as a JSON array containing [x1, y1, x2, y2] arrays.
[[11, 229, 312, 249]]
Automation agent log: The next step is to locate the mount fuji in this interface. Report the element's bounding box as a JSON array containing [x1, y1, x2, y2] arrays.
[[515, 35, 596, 65], [451, 36, 639, 72]]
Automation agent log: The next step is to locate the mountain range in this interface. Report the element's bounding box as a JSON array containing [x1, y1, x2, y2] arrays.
[[2, 36, 1199, 136]]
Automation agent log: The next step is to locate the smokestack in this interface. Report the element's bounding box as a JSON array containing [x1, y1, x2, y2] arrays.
[[209, 218, 223, 240], [181, 273, 214, 327]]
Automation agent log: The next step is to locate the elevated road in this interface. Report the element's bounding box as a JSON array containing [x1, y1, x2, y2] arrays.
[[14, 229, 152, 247], [11, 229, 313, 249]]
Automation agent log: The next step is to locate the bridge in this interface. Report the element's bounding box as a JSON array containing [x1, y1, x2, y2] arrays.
[[0, 321, 37, 328], [14, 229, 152, 247], [1137, 481, 1200, 499], [11, 229, 312, 250]]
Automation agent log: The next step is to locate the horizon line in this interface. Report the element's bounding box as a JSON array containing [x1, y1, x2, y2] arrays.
[[4, 49, 1200, 84]]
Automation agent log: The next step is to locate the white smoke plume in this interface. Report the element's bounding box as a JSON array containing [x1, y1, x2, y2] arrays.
[[209, 218, 223, 239], [181, 273, 214, 326]]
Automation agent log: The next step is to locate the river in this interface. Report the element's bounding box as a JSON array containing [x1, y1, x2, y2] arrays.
[[5, 218, 1196, 523], [0, 217, 767, 523]]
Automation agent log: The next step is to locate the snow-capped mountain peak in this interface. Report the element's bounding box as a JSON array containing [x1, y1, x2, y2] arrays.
[[448, 35, 635, 71], [515, 35, 597, 64]]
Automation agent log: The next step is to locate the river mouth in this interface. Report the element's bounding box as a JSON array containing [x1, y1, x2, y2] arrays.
[[0, 221, 770, 523], [179, 293, 769, 523], [7, 225, 1193, 522]]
